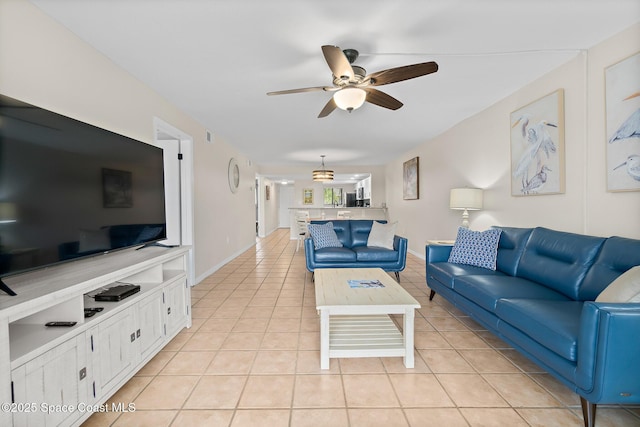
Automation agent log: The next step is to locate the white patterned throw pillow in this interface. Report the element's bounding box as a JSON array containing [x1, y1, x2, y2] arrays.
[[448, 227, 502, 270], [308, 222, 343, 250], [367, 221, 397, 249]]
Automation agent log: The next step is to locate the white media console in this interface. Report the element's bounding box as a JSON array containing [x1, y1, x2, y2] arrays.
[[0, 246, 192, 427]]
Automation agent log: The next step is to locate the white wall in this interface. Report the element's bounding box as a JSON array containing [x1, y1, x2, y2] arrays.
[[386, 23, 640, 256], [0, 0, 258, 283]]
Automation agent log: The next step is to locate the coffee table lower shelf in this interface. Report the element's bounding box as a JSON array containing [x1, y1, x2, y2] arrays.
[[328, 315, 405, 359], [320, 312, 416, 369]]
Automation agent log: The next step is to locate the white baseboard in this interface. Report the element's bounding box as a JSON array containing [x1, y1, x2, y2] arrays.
[[408, 248, 426, 260], [194, 241, 256, 285]]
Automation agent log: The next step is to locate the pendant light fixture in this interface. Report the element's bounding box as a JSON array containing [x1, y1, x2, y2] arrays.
[[312, 155, 334, 182]]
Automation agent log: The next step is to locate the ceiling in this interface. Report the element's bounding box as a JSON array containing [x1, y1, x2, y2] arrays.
[[30, 0, 640, 174]]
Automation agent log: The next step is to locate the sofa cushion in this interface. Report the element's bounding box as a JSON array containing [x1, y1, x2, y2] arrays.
[[448, 227, 502, 270], [350, 220, 384, 247], [454, 275, 570, 312], [353, 246, 399, 262], [581, 236, 640, 300], [495, 299, 583, 362], [427, 262, 505, 289], [493, 226, 533, 276], [367, 221, 397, 249], [517, 227, 606, 300], [308, 222, 343, 250], [313, 247, 357, 262], [595, 266, 640, 303], [310, 220, 352, 247]]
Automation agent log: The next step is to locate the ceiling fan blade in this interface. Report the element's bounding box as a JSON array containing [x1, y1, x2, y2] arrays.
[[321, 45, 354, 81], [363, 88, 403, 110], [267, 86, 334, 96], [367, 61, 438, 86], [318, 98, 337, 118]]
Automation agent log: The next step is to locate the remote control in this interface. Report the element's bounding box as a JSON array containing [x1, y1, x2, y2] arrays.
[[45, 321, 77, 327]]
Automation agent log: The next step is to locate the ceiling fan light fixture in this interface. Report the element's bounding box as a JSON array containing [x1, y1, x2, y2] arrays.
[[333, 87, 366, 112], [312, 155, 334, 182]]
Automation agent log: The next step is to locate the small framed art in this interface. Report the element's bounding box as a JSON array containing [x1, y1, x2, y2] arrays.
[[403, 157, 419, 200], [303, 188, 313, 205]]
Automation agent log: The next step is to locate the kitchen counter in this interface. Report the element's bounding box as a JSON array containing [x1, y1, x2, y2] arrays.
[[288, 207, 388, 240]]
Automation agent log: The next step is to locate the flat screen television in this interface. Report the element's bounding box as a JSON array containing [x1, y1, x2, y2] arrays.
[[0, 94, 167, 296]]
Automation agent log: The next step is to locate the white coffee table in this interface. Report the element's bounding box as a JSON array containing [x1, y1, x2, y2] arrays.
[[314, 268, 421, 369]]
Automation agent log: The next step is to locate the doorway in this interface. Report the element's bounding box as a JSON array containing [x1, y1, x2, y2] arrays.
[[153, 117, 195, 286]]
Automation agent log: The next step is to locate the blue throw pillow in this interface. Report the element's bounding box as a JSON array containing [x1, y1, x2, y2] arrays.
[[308, 222, 343, 250], [448, 227, 502, 270]]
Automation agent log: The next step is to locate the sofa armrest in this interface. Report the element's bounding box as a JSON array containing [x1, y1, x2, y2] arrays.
[[393, 235, 407, 252], [426, 244, 453, 263], [394, 235, 408, 270], [304, 237, 315, 271], [576, 301, 640, 404]]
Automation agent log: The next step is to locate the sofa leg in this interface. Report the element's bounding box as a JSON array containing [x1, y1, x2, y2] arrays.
[[580, 397, 596, 427], [429, 289, 436, 301], [395, 271, 400, 282]]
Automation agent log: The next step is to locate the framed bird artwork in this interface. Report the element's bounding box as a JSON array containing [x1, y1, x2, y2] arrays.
[[605, 52, 640, 192], [510, 89, 565, 196]]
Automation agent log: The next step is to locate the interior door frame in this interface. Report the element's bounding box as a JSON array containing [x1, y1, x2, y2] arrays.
[[153, 117, 195, 287]]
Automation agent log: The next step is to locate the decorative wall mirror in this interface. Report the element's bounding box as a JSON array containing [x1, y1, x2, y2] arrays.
[[228, 158, 240, 193]]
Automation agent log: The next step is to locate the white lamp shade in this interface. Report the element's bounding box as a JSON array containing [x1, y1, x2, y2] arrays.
[[333, 87, 366, 111], [450, 188, 483, 210]]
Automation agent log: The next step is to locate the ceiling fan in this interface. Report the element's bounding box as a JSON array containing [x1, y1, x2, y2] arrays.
[[267, 45, 438, 118]]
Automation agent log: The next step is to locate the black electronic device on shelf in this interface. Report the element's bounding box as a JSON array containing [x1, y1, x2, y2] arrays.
[[94, 284, 140, 302]]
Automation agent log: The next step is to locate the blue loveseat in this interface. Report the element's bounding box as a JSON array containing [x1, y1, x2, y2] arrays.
[[426, 226, 640, 427], [304, 220, 407, 280]]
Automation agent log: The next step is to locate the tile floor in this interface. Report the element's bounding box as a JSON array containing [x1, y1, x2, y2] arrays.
[[83, 229, 640, 427]]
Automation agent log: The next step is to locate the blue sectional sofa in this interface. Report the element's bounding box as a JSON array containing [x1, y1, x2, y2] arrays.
[[304, 220, 407, 280], [426, 226, 640, 427]]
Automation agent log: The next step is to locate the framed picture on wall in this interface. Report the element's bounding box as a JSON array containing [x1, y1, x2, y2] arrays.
[[265, 184, 270, 200], [403, 157, 419, 200], [605, 52, 640, 192], [303, 188, 313, 205], [510, 89, 565, 196]]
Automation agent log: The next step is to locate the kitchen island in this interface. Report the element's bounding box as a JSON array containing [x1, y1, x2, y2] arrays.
[[288, 207, 387, 240]]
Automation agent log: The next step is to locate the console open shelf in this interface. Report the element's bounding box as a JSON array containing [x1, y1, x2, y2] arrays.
[[0, 245, 192, 427]]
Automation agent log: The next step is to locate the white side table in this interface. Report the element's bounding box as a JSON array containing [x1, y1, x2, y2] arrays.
[[426, 240, 455, 246]]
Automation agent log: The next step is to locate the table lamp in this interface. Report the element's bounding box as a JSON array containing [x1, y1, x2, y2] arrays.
[[449, 188, 483, 228]]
